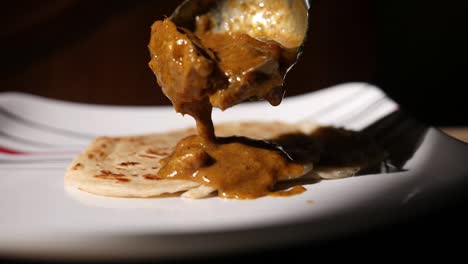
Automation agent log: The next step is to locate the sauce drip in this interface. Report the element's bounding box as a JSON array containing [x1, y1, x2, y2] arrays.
[[148, 16, 303, 199], [270, 185, 307, 197]]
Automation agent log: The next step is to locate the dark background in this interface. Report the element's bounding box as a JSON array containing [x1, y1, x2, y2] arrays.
[[1, 0, 375, 106], [3, 0, 467, 126], [1, 0, 468, 262]]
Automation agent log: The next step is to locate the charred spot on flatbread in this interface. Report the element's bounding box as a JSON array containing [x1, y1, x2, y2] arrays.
[[94, 170, 131, 183]]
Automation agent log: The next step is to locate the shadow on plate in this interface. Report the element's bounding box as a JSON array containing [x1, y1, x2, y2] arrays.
[[275, 110, 429, 190]]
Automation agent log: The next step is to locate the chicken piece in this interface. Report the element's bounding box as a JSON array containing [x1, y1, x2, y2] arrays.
[[148, 19, 226, 116], [200, 33, 289, 109]]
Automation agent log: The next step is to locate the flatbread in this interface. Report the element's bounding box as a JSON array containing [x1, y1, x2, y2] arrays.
[[65, 121, 382, 199], [65, 122, 310, 198]]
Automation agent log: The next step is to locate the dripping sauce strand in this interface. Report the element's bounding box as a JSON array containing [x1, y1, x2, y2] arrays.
[[148, 11, 305, 198]]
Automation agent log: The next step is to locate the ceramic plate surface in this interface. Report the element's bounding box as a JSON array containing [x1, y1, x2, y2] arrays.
[[1, 83, 466, 260]]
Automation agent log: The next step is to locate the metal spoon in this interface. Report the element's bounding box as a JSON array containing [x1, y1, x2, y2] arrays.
[[169, 0, 311, 109], [170, 0, 310, 52]]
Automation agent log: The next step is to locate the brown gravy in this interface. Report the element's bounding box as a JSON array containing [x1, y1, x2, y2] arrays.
[[270, 185, 307, 197], [157, 135, 303, 199], [148, 16, 302, 199]]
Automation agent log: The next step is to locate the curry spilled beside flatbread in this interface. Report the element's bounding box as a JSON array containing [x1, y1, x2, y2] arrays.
[[65, 2, 384, 199]]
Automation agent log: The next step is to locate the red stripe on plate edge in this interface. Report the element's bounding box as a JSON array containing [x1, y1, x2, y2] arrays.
[[0, 146, 26, 155]]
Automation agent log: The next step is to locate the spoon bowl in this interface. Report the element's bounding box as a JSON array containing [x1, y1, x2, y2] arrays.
[[170, 0, 310, 49]]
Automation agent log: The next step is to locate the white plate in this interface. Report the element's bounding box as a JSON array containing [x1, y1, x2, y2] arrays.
[[1, 83, 467, 260]]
